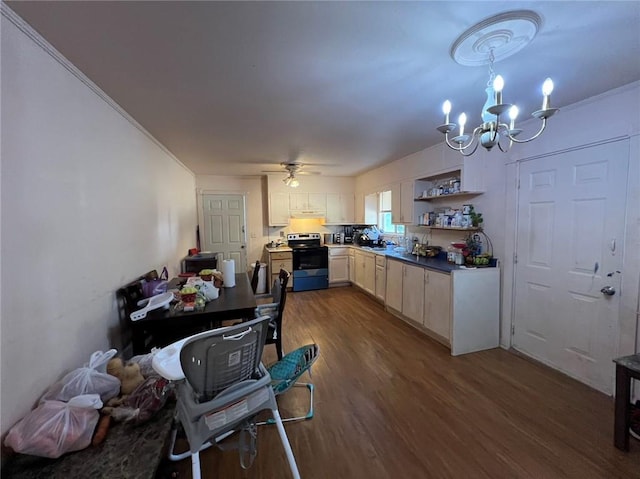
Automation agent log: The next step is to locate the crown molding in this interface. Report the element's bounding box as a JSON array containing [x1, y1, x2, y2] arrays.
[[1, 2, 194, 178]]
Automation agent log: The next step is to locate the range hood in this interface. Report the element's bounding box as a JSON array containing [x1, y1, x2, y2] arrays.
[[289, 210, 326, 219]]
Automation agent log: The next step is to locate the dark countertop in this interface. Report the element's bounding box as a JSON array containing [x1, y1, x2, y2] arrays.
[[383, 250, 460, 273], [3, 402, 175, 479], [351, 245, 497, 273]]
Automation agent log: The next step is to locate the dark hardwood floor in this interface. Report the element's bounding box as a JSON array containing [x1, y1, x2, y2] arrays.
[[163, 286, 640, 478]]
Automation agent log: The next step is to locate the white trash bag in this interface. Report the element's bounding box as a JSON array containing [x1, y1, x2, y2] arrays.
[[4, 394, 103, 458], [41, 349, 120, 403]]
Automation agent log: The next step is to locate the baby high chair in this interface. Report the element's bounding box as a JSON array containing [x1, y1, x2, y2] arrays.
[[152, 316, 300, 479]]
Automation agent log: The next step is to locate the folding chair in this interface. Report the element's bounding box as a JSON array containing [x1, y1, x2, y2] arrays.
[[259, 344, 320, 425]]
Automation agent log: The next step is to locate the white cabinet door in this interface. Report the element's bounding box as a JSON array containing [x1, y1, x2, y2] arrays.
[[289, 193, 306, 211], [375, 264, 386, 302], [329, 255, 349, 283], [400, 180, 415, 224], [364, 193, 378, 225], [326, 194, 354, 224], [308, 193, 326, 211], [402, 264, 424, 323], [391, 184, 402, 224], [289, 193, 326, 211], [348, 252, 355, 283], [385, 259, 403, 311], [362, 253, 376, 296], [354, 251, 365, 289], [391, 181, 415, 224], [354, 193, 364, 224], [269, 193, 290, 226], [424, 270, 451, 341]]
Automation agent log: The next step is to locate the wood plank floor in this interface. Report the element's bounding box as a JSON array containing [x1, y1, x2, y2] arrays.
[[161, 286, 640, 478]]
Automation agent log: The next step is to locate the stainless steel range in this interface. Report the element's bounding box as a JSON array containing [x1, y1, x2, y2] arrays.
[[287, 233, 329, 292]]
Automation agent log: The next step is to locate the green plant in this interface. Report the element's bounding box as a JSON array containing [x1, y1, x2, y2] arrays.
[[469, 205, 483, 227]]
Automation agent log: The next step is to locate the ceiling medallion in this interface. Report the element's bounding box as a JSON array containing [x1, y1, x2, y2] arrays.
[[438, 10, 558, 156]]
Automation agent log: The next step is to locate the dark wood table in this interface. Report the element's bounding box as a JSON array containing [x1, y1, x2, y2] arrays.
[[131, 272, 256, 354], [613, 354, 640, 451]]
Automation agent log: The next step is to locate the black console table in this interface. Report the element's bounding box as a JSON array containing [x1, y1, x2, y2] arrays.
[[3, 403, 175, 479], [613, 354, 640, 451]]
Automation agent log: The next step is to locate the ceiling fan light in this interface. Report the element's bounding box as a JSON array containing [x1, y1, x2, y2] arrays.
[[283, 175, 292, 186], [289, 177, 300, 188]]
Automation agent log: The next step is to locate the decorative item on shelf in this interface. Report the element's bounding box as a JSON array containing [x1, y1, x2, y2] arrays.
[[436, 11, 558, 156], [468, 205, 483, 227], [464, 230, 494, 266]]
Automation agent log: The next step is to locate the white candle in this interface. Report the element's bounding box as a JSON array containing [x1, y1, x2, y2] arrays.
[[509, 105, 519, 130], [458, 113, 467, 137], [493, 75, 504, 105], [542, 78, 554, 110], [442, 100, 451, 124]]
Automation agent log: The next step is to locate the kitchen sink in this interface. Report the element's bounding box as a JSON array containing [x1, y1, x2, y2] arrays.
[[360, 246, 387, 251]]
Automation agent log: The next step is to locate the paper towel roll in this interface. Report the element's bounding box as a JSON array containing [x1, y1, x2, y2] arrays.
[[222, 259, 236, 288]]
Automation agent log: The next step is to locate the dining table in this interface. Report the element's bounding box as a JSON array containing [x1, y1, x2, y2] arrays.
[[130, 272, 257, 354]]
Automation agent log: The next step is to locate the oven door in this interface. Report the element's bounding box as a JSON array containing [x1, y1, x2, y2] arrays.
[[292, 246, 328, 271]]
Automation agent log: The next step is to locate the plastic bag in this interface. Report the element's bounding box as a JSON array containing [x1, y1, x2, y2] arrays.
[[142, 267, 169, 298], [128, 349, 160, 378], [41, 350, 120, 403], [4, 394, 103, 458], [116, 377, 172, 424]]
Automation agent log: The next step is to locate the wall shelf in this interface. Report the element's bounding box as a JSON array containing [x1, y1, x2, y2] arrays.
[[414, 191, 483, 201]]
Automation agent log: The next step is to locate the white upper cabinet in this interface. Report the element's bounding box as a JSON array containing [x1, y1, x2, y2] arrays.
[[354, 192, 378, 225], [391, 181, 415, 224], [326, 194, 355, 224], [290, 193, 326, 211], [268, 193, 290, 226]]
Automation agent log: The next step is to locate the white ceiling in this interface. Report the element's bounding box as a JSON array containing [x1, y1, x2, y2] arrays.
[[5, 1, 640, 176]]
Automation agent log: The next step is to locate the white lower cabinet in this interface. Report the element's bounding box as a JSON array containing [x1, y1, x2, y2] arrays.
[[385, 258, 403, 311], [402, 264, 424, 324], [385, 258, 499, 356], [375, 255, 386, 302], [423, 270, 451, 341], [329, 247, 350, 284], [348, 249, 355, 283], [354, 250, 375, 296]]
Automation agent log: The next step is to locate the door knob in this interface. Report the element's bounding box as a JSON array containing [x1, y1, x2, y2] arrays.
[[600, 286, 616, 296]]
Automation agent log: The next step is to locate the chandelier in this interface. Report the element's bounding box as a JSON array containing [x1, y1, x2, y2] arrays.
[[436, 10, 558, 156]]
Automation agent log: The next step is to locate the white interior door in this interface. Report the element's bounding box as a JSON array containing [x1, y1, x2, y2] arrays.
[[201, 194, 247, 273], [513, 140, 628, 393]]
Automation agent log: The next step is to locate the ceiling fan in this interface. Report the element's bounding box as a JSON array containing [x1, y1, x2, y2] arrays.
[[262, 162, 321, 188]]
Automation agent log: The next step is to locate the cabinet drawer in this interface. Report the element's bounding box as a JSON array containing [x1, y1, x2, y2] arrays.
[[375, 255, 386, 266], [270, 251, 292, 260], [329, 247, 349, 257], [271, 260, 293, 273]]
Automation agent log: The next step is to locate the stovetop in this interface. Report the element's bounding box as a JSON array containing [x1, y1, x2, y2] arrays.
[[287, 232, 322, 248]]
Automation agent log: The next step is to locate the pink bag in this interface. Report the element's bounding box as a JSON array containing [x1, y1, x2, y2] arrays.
[[4, 395, 102, 458]]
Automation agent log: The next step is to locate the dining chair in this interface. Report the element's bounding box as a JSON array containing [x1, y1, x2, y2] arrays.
[[249, 260, 261, 294], [255, 269, 290, 361]]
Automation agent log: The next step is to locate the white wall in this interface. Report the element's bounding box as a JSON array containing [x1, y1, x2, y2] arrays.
[[0, 11, 197, 435]]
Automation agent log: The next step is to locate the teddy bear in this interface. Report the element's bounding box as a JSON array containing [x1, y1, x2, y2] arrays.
[[103, 358, 145, 410]]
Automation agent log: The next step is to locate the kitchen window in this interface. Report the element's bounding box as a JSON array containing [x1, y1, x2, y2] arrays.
[[378, 191, 405, 235]]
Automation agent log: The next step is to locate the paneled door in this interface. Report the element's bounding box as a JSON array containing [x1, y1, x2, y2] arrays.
[[513, 140, 628, 393], [201, 194, 247, 273]]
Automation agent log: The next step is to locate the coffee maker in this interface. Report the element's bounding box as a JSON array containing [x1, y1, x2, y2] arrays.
[[343, 225, 354, 244]]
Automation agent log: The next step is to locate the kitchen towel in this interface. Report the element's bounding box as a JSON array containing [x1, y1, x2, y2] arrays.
[[222, 259, 236, 288]]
